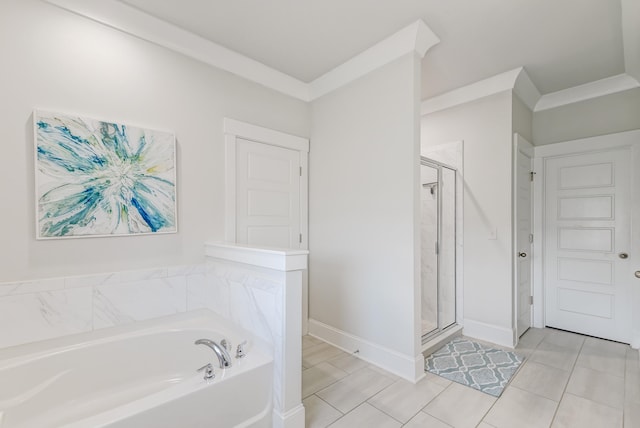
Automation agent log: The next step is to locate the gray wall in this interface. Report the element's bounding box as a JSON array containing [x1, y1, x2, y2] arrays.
[[422, 91, 515, 346], [309, 52, 423, 373], [0, 0, 310, 282], [533, 88, 640, 145]]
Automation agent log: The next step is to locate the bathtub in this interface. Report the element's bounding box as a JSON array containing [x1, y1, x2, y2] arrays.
[[0, 310, 273, 428]]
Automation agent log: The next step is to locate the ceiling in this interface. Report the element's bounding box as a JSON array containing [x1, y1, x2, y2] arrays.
[[120, 0, 635, 100]]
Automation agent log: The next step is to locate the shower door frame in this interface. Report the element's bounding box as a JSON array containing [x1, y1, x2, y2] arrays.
[[420, 157, 458, 343]]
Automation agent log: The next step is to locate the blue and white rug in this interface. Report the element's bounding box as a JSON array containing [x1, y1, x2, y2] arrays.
[[425, 337, 524, 397]]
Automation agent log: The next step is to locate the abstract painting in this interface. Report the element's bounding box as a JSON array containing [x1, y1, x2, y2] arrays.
[[35, 110, 177, 239]]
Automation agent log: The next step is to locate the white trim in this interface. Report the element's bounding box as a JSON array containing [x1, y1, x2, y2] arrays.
[[514, 69, 542, 111], [224, 133, 237, 243], [308, 319, 426, 383], [43, 1, 439, 103], [309, 20, 439, 100], [299, 147, 309, 335], [534, 74, 640, 112], [43, 0, 309, 100], [223, 118, 309, 152], [421, 67, 540, 115], [532, 155, 545, 329], [273, 404, 305, 428], [421, 67, 639, 117], [223, 118, 310, 251], [534, 129, 640, 157], [204, 242, 308, 271], [462, 319, 515, 349], [533, 129, 640, 346], [512, 133, 534, 344], [299, 154, 309, 248]]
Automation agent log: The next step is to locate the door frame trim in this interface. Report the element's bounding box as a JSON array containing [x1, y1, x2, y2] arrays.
[[223, 118, 309, 247], [513, 133, 534, 343], [533, 129, 640, 347], [224, 118, 310, 334]]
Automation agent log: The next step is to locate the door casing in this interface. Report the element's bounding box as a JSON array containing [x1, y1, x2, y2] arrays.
[[513, 133, 534, 341], [224, 118, 309, 331]]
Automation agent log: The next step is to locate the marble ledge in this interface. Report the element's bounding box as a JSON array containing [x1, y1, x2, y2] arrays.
[[205, 242, 308, 272]]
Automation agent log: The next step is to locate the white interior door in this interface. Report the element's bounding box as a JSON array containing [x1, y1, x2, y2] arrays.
[[514, 134, 533, 337], [236, 138, 301, 249], [544, 148, 632, 343]]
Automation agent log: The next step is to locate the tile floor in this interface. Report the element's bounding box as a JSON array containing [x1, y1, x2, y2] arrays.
[[302, 328, 640, 427]]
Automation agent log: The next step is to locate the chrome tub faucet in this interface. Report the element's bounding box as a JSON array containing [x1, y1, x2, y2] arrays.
[[195, 338, 232, 368]]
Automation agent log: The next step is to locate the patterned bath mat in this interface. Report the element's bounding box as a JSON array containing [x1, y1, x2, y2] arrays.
[[425, 337, 523, 397]]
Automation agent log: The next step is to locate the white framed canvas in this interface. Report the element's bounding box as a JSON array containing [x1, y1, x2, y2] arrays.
[[34, 110, 177, 239]]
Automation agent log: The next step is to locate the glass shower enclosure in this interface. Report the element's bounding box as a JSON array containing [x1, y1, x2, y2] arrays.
[[420, 158, 457, 342]]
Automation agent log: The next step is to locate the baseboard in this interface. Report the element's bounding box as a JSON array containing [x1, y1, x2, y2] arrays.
[[462, 319, 515, 348], [308, 319, 425, 382], [272, 403, 305, 428]]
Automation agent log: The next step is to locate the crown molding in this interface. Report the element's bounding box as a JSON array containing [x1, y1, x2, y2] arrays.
[[534, 73, 640, 112], [43, 0, 438, 103], [421, 67, 540, 115], [309, 20, 439, 100], [421, 66, 640, 116], [513, 68, 541, 111], [43, 0, 311, 100]]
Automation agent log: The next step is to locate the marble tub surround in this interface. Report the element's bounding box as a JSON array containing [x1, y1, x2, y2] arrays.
[[204, 241, 308, 428], [0, 264, 207, 349], [1, 243, 308, 427], [0, 287, 93, 349]]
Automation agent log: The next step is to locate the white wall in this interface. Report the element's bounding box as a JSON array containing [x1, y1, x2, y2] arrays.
[[513, 94, 533, 143], [0, 0, 310, 282], [309, 53, 424, 380], [533, 88, 640, 145], [421, 91, 515, 347]]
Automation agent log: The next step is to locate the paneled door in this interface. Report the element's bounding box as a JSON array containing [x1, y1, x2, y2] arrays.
[[514, 134, 533, 338], [544, 148, 632, 343], [236, 138, 301, 249]]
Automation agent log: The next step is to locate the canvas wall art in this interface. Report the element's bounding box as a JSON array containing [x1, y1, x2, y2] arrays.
[[34, 110, 177, 239]]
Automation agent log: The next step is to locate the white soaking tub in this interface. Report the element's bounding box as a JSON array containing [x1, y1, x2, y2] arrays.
[[0, 310, 272, 428]]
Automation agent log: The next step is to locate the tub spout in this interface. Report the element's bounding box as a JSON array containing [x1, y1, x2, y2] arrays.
[[195, 339, 232, 369]]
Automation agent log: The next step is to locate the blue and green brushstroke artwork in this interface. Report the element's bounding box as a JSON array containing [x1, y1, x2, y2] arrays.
[[35, 111, 177, 238]]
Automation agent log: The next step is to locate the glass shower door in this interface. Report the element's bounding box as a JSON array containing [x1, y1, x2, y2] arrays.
[[421, 159, 457, 341], [420, 163, 439, 336]]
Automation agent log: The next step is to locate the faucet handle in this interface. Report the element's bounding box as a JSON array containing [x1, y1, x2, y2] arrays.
[[197, 363, 215, 380], [236, 341, 247, 359], [220, 338, 231, 352]]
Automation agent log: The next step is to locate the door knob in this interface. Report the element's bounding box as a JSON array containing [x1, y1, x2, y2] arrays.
[[518, 252, 527, 258], [619, 253, 629, 259], [635, 271, 640, 279]]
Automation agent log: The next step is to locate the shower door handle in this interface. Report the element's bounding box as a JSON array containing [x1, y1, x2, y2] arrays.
[[518, 252, 527, 258]]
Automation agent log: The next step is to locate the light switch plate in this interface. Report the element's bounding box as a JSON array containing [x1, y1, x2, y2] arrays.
[[488, 228, 497, 240]]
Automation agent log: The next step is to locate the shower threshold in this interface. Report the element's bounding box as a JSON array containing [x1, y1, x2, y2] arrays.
[[421, 324, 463, 355]]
